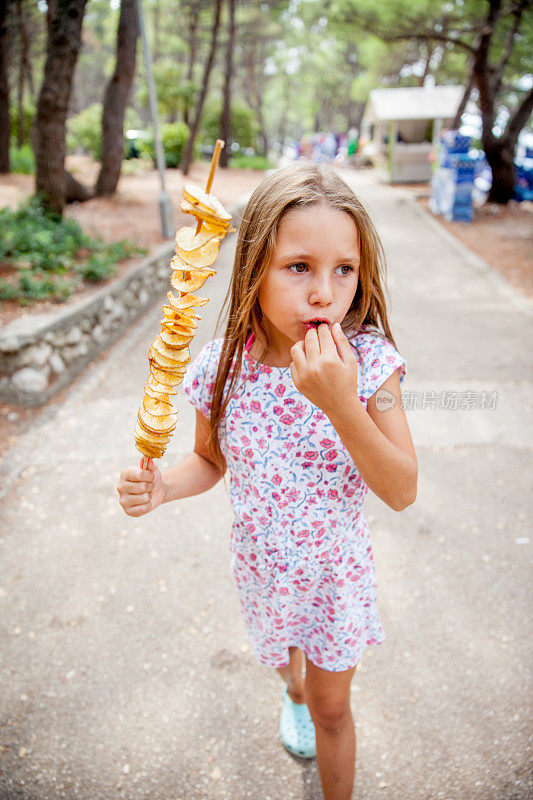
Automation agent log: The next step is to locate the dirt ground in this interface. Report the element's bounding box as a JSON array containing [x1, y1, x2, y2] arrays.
[[400, 183, 533, 299]]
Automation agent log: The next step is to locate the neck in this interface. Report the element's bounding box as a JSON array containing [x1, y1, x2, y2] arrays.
[[249, 330, 293, 368]]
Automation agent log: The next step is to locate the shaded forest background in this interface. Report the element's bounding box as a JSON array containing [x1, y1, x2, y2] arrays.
[[0, 0, 532, 213]]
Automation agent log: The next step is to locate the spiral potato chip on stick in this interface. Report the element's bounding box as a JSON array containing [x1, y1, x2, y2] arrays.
[[134, 140, 233, 465]]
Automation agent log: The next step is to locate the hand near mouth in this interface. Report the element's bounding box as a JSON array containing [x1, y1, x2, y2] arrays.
[[290, 322, 359, 415]]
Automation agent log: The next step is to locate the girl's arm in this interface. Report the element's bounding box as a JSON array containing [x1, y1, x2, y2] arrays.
[[161, 409, 225, 503], [327, 369, 417, 511], [290, 323, 417, 512], [117, 409, 225, 516]]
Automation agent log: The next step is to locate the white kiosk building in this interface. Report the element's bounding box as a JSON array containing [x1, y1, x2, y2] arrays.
[[361, 84, 468, 183]]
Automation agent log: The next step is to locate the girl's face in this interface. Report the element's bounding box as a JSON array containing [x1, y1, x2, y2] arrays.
[[257, 203, 360, 361]]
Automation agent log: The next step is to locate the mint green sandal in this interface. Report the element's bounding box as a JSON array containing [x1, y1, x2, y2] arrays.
[[279, 687, 316, 759]]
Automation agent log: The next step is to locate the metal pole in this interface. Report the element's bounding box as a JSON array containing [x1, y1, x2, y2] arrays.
[[135, 0, 174, 238]]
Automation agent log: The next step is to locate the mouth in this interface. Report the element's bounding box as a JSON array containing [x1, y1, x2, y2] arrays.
[[304, 318, 330, 330]]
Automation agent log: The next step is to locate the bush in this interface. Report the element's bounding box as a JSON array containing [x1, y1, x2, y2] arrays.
[[67, 103, 103, 159], [230, 154, 275, 171], [67, 104, 143, 160], [10, 103, 35, 145], [9, 143, 35, 174], [200, 99, 260, 150], [0, 198, 145, 304], [140, 121, 191, 168]]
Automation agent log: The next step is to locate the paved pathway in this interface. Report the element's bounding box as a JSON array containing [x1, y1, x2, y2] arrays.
[[1, 169, 531, 800]]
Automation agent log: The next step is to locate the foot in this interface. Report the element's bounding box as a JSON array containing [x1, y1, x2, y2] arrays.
[[280, 687, 316, 759]]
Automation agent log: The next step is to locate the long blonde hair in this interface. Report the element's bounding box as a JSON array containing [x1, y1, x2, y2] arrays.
[[208, 163, 397, 468]]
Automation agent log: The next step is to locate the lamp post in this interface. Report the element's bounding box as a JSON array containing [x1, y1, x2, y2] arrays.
[[135, 0, 174, 238]]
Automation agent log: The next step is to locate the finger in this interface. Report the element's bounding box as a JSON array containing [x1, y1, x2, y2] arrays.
[[126, 503, 151, 517], [304, 327, 320, 360], [128, 493, 151, 508], [317, 323, 338, 358], [331, 322, 355, 363], [123, 481, 152, 495], [290, 339, 306, 369]]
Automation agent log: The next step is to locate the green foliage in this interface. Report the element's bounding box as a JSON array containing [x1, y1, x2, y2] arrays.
[[230, 154, 275, 170], [67, 104, 144, 160], [0, 198, 145, 305], [200, 99, 260, 149], [67, 103, 103, 159], [141, 122, 192, 168], [137, 59, 196, 122], [9, 104, 36, 146], [9, 143, 35, 174]]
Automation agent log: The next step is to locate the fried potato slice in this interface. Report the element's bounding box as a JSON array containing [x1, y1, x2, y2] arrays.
[[174, 229, 221, 268], [168, 266, 215, 293], [145, 374, 178, 397], [142, 396, 174, 417], [149, 364, 186, 385], [150, 338, 191, 364], [180, 200, 231, 234], [166, 291, 203, 316], [138, 404, 178, 433], [167, 281, 209, 307], [161, 306, 199, 330], [182, 183, 232, 222], [135, 440, 165, 459], [135, 421, 171, 445], [144, 383, 171, 403], [158, 328, 192, 349], [175, 225, 220, 250]]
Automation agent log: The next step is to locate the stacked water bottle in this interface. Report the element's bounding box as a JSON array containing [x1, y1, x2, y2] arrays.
[[430, 131, 476, 222]]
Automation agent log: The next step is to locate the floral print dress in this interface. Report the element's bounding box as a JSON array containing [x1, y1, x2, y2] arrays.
[[183, 325, 406, 672]]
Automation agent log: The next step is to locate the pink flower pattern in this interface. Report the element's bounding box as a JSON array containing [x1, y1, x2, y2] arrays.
[[183, 325, 406, 672]]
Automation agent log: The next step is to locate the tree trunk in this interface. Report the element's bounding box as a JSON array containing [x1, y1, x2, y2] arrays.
[[180, 0, 222, 176], [183, 2, 199, 128], [220, 0, 236, 168], [485, 142, 516, 203], [95, 0, 138, 197], [15, 0, 31, 148], [243, 40, 267, 156], [34, 0, 88, 215], [0, 0, 10, 173], [485, 85, 533, 203], [452, 67, 475, 129]]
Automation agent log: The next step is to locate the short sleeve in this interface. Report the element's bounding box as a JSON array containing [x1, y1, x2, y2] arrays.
[[352, 326, 406, 402], [182, 338, 223, 418]]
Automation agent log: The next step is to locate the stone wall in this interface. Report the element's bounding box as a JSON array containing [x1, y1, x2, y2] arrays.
[[0, 242, 174, 406]]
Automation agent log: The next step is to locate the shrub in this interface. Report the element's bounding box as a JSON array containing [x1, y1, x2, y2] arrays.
[[0, 198, 145, 304], [9, 103, 35, 145], [9, 143, 35, 174], [140, 121, 191, 168], [200, 99, 260, 150], [230, 154, 275, 170], [67, 103, 103, 159]]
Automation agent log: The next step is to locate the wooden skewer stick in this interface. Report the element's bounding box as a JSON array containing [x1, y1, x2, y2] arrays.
[[141, 139, 225, 471], [195, 138, 224, 234]]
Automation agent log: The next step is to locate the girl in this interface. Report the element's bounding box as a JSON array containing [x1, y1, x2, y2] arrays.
[[117, 163, 417, 800]]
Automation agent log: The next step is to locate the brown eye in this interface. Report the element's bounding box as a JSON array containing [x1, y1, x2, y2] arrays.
[[336, 265, 354, 276], [288, 263, 307, 273]]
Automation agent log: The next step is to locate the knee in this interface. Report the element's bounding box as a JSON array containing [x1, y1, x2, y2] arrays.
[[307, 695, 352, 734]]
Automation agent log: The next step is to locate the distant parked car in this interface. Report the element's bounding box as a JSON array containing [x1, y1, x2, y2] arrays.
[[124, 129, 151, 159]]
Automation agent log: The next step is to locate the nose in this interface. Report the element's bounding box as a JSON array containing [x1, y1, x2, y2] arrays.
[[308, 273, 334, 306]]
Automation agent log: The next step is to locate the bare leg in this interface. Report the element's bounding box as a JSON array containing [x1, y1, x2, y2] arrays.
[[276, 646, 306, 703], [305, 657, 357, 800]]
